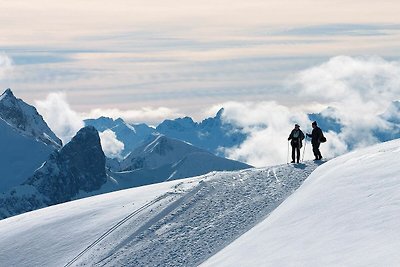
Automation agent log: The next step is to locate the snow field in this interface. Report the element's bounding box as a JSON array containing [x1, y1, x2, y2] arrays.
[[203, 139, 400, 267], [0, 162, 320, 267], [73, 163, 319, 266]]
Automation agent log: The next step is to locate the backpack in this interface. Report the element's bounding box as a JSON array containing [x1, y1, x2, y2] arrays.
[[320, 135, 327, 143]]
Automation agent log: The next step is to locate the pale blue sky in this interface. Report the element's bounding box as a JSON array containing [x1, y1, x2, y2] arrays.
[[1, 0, 400, 122]]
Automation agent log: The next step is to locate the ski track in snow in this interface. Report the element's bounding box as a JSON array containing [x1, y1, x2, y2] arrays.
[[68, 162, 321, 267]]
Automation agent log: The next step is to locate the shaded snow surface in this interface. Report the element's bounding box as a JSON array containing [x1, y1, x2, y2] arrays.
[[0, 118, 53, 192], [0, 161, 319, 267], [203, 139, 400, 267]]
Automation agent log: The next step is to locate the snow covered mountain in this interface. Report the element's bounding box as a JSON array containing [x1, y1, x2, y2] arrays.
[[0, 126, 107, 220], [85, 108, 247, 158], [0, 88, 62, 193], [203, 139, 400, 266], [85, 116, 155, 157], [0, 88, 62, 148], [101, 134, 252, 190], [0, 160, 320, 267], [156, 108, 247, 156]]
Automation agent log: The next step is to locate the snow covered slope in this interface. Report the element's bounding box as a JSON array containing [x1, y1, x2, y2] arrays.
[[203, 139, 400, 267], [0, 88, 62, 148], [0, 161, 319, 267], [0, 118, 54, 192], [108, 134, 251, 189], [0, 89, 62, 192]]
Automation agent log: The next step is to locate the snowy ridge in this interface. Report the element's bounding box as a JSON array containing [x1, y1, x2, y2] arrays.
[[103, 134, 251, 190], [0, 88, 62, 148], [0, 161, 320, 267], [203, 139, 400, 266]]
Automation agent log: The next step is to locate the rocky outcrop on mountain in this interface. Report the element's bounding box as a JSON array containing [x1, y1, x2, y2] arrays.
[[0, 126, 107, 219], [0, 88, 62, 148]]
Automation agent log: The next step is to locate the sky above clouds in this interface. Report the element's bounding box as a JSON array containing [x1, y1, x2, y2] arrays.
[[1, 0, 400, 121], [1, 1, 400, 165]]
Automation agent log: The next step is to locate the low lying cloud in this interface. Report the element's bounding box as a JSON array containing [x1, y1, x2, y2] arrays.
[[219, 56, 400, 167], [0, 53, 13, 79], [82, 107, 182, 125], [99, 129, 125, 159], [35, 93, 84, 144], [291, 55, 400, 147], [218, 101, 312, 166]]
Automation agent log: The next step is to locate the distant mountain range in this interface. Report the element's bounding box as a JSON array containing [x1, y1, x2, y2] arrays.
[[85, 108, 247, 157]]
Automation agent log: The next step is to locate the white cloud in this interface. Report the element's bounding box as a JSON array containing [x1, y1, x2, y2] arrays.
[[82, 107, 182, 125], [219, 101, 311, 166], [0, 53, 13, 79], [290, 55, 400, 147], [219, 56, 400, 167], [35, 93, 84, 144], [99, 129, 125, 159]]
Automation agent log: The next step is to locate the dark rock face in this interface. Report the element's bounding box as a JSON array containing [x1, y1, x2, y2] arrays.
[[0, 88, 62, 148], [26, 126, 106, 203], [0, 126, 107, 219]]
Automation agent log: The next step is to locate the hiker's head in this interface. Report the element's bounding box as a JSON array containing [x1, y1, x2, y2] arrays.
[[312, 121, 317, 128], [295, 124, 300, 129]]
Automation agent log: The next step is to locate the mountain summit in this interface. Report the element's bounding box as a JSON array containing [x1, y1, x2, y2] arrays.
[[0, 88, 62, 148]]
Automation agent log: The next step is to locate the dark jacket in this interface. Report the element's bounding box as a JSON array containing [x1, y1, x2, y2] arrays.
[[288, 129, 305, 148], [307, 126, 323, 144]]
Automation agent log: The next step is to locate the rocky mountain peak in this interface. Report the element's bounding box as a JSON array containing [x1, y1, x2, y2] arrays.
[[25, 126, 107, 203], [0, 88, 62, 148]]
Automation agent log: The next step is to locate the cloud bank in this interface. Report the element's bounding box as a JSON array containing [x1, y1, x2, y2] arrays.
[[32, 56, 400, 167], [35, 93, 84, 144], [220, 56, 400, 166]]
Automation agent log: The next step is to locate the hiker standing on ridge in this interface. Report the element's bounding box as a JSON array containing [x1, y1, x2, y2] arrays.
[[307, 121, 324, 160], [288, 124, 305, 163]]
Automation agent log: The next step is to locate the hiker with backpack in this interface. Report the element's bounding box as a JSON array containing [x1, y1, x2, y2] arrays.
[[306, 121, 325, 160], [288, 124, 305, 163]]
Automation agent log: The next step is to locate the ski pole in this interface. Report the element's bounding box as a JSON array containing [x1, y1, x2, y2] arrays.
[[302, 136, 307, 162], [287, 140, 290, 164]]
